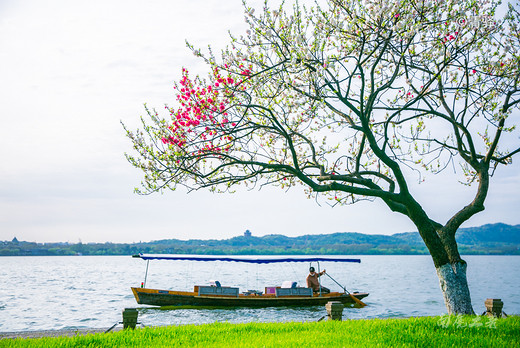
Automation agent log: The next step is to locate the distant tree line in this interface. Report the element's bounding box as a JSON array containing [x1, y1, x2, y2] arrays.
[[2, 223, 519, 256]]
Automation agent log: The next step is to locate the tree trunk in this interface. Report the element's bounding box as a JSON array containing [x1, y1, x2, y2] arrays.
[[405, 199, 475, 314], [436, 261, 475, 315]]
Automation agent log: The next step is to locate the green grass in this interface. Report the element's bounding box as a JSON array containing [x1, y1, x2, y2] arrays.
[[1, 316, 519, 347]]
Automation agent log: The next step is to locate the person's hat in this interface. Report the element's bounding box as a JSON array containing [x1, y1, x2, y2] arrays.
[[309, 267, 315, 272]]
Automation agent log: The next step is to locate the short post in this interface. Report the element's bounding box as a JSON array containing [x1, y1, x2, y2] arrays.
[[484, 299, 504, 318], [325, 301, 344, 321], [122, 308, 139, 329]]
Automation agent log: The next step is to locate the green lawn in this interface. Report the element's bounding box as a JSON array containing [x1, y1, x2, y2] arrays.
[[1, 316, 518, 347]]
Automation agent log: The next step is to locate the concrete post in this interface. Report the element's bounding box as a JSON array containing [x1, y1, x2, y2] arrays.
[[325, 301, 344, 321], [484, 298, 504, 318], [122, 308, 138, 329]]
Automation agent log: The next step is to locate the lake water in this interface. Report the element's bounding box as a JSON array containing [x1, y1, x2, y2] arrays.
[[1, 255, 518, 332]]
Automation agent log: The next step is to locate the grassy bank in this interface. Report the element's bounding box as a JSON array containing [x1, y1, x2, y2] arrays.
[[2, 316, 519, 347]]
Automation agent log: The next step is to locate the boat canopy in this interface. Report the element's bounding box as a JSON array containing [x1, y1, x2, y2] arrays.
[[133, 254, 361, 264]]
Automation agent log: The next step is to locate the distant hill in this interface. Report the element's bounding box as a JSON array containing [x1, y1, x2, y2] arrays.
[[1, 223, 519, 256], [392, 223, 520, 254], [455, 223, 520, 244]]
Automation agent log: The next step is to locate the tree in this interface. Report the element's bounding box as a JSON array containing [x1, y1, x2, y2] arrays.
[[123, 0, 520, 314]]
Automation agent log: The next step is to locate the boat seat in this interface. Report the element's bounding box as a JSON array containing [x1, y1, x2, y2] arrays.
[[198, 285, 239, 297], [275, 287, 313, 297], [209, 280, 221, 287], [281, 281, 297, 288]]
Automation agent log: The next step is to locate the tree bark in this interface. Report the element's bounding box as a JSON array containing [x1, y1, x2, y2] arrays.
[[436, 261, 474, 315]]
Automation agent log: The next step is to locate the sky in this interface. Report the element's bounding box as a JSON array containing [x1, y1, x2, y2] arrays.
[[1, 0, 519, 243]]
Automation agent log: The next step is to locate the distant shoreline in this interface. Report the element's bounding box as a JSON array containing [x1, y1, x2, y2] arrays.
[[2, 223, 519, 256]]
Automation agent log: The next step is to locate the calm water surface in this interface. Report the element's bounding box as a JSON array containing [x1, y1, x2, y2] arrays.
[[0, 255, 518, 332]]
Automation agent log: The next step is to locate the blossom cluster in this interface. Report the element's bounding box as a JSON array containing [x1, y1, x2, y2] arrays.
[[161, 66, 252, 155]]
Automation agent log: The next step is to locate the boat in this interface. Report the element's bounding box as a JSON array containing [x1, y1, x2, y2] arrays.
[[131, 254, 369, 308]]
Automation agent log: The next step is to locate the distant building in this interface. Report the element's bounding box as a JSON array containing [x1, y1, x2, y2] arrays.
[[244, 230, 252, 238]]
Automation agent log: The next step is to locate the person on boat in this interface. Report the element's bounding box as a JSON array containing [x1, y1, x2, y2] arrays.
[[306, 267, 330, 294]]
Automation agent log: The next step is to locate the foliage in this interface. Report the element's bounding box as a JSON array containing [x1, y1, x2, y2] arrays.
[[3, 316, 520, 347]]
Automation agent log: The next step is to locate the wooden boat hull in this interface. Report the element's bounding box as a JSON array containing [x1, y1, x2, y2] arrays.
[[131, 287, 368, 307]]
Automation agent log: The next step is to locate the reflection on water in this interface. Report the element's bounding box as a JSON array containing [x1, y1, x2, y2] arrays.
[[0, 255, 519, 332]]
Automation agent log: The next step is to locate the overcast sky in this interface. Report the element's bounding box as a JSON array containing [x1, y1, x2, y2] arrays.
[[1, 0, 519, 243]]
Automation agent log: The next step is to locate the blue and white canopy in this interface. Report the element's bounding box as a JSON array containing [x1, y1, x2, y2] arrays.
[[133, 254, 361, 264]]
